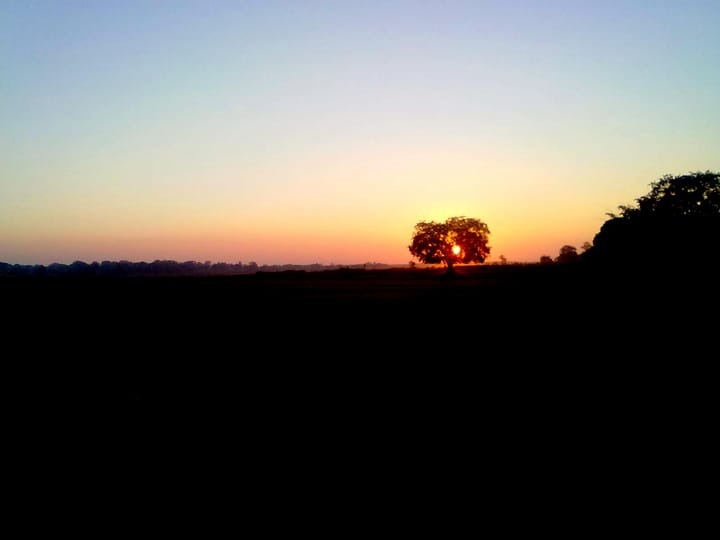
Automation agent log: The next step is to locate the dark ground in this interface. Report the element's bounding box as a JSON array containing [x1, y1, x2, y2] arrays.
[[3, 263, 714, 412], [3, 261, 713, 536], [4, 261, 716, 507]]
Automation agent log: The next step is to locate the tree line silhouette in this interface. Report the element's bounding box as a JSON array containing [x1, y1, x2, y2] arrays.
[[2, 170, 717, 277], [0, 259, 395, 278], [408, 170, 719, 272], [583, 170, 720, 266]]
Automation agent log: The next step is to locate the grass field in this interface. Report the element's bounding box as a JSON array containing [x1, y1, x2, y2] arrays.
[[2, 263, 715, 414]]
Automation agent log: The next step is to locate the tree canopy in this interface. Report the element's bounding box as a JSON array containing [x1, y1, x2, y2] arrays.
[[614, 170, 720, 219], [555, 245, 581, 264], [409, 216, 490, 272], [585, 170, 720, 265]]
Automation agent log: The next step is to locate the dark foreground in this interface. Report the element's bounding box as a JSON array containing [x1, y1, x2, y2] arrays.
[[3, 263, 715, 414], [4, 262, 712, 530]]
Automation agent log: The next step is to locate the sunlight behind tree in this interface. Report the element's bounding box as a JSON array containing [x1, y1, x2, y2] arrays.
[[408, 216, 491, 274]]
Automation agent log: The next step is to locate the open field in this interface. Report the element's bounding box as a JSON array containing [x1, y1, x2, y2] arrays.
[[2, 263, 715, 419]]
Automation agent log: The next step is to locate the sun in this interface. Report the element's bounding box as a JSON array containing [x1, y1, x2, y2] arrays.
[[452, 245, 461, 255]]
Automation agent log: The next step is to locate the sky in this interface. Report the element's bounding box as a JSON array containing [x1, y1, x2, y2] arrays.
[[2, 0, 719, 265]]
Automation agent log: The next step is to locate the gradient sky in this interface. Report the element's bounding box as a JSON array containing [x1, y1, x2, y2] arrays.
[[2, 1, 719, 265]]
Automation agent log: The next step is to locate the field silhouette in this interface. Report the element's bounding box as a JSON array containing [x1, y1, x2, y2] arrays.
[[5, 171, 716, 413], [4, 261, 715, 423]]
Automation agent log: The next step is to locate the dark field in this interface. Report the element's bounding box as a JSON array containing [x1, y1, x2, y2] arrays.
[[3, 263, 715, 421]]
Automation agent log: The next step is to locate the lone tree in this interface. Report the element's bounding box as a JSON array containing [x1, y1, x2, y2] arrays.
[[584, 170, 720, 265], [409, 216, 491, 274]]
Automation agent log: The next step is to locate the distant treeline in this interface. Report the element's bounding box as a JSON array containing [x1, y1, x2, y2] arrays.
[[0, 259, 396, 278]]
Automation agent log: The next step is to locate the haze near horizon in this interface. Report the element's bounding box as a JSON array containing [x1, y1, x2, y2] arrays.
[[2, 1, 718, 265]]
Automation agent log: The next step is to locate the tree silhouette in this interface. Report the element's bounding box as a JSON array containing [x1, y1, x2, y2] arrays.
[[555, 245, 580, 264], [408, 216, 490, 274], [584, 170, 720, 266], [615, 170, 720, 219]]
